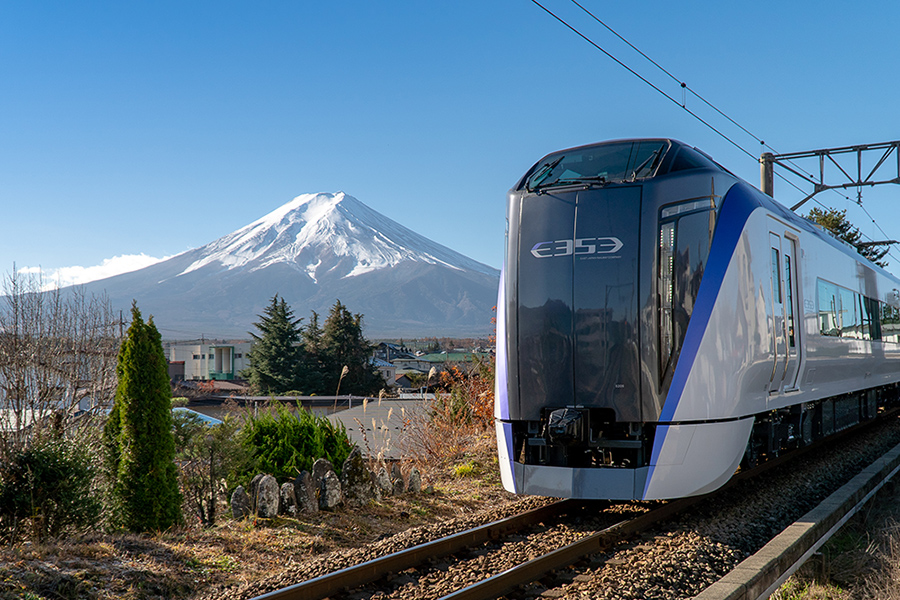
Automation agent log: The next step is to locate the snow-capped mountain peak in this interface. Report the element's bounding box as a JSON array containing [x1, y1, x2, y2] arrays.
[[178, 192, 497, 281]]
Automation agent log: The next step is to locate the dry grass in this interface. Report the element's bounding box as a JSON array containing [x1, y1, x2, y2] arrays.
[[0, 429, 514, 600], [775, 480, 900, 600]]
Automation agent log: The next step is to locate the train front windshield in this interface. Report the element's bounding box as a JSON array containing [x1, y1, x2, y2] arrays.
[[523, 140, 668, 192]]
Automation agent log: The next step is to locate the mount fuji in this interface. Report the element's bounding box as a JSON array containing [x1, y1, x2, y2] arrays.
[[78, 192, 500, 339]]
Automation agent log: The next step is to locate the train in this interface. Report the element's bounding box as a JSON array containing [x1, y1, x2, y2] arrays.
[[494, 138, 900, 500]]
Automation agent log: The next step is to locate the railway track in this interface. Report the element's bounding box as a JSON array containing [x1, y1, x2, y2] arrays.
[[243, 413, 900, 600]]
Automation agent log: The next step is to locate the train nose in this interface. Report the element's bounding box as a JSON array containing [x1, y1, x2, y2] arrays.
[[516, 186, 642, 422]]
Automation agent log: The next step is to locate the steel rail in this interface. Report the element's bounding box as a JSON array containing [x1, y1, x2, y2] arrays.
[[251, 407, 900, 600], [248, 498, 582, 600], [438, 411, 900, 600], [438, 494, 706, 600], [696, 440, 900, 600]]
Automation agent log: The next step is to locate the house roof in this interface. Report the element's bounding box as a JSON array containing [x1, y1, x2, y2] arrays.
[[327, 398, 429, 460], [415, 352, 492, 363]]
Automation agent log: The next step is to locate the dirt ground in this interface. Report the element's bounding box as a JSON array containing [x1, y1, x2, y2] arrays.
[[9, 427, 900, 600], [0, 432, 519, 600]]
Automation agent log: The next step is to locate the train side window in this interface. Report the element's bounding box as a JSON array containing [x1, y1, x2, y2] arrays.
[[883, 303, 900, 343], [770, 248, 781, 303], [659, 221, 676, 375], [657, 205, 714, 384], [839, 288, 859, 338], [784, 254, 795, 347], [817, 279, 840, 337], [864, 296, 882, 341]]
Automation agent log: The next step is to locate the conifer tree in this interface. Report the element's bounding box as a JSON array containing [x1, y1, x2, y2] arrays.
[[103, 303, 181, 532], [300, 310, 326, 394], [807, 207, 889, 267], [320, 300, 385, 395], [245, 295, 308, 394]]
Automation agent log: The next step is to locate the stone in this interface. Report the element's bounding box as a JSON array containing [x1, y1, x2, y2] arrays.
[[375, 467, 393, 497], [407, 467, 422, 494], [294, 471, 318, 513], [390, 463, 405, 496], [256, 474, 280, 519], [312, 458, 334, 486], [280, 482, 298, 517], [249, 473, 265, 511], [320, 470, 342, 510], [231, 485, 251, 519], [341, 447, 376, 507]]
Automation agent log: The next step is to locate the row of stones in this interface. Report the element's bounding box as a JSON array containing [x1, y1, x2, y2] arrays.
[[231, 447, 425, 519]]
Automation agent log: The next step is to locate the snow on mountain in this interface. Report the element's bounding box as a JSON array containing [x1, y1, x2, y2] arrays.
[[178, 192, 496, 282], [75, 192, 500, 338]]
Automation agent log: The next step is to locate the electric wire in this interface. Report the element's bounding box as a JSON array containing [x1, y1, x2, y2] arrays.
[[533, 1, 898, 264], [567, 0, 830, 186], [529, 0, 815, 199], [529, 0, 757, 162], [570, 0, 774, 154]]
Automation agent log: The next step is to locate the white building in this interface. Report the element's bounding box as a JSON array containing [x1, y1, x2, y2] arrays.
[[165, 340, 252, 381]]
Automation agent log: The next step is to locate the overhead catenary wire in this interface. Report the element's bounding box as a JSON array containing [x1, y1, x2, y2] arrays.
[[529, 0, 757, 162], [568, 0, 834, 190], [533, 0, 899, 265], [528, 0, 817, 200], [570, 0, 775, 154], [531, 1, 898, 266]]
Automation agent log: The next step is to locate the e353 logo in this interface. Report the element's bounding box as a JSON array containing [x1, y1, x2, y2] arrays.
[[530, 237, 624, 258]]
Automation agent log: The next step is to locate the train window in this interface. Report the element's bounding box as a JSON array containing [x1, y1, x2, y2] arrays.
[[859, 295, 870, 339], [883, 303, 900, 343], [784, 255, 795, 347], [817, 279, 840, 337], [816, 278, 894, 342], [523, 140, 669, 191], [669, 147, 717, 173], [658, 205, 714, 383], [863, 296, 881, 341], [770, 248, 782, 303], [658, 221, 675, 375], [839, 288, 859, 338]]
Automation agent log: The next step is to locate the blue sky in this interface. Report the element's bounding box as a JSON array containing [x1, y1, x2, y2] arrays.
[[3, 1, 900, 284]]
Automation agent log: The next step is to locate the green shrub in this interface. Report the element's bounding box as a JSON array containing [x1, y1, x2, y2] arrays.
[[239, 403, 352, 482], [0, 435, 101, 543]]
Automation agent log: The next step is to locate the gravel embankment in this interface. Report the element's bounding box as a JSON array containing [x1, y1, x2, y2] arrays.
[[203, 417, 900, 600]]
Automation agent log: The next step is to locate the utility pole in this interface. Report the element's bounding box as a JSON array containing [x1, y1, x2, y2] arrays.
[[760, 152, 775, 197], [759, 141, 900, 211]]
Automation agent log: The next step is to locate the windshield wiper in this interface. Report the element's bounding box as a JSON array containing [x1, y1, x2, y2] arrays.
[[526, 156, 564, 192], [630, 147, 663, 181], [533, 175, 608, 194]]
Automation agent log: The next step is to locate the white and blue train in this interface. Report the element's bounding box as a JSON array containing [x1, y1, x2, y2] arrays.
[[495, 138, 900, 500]]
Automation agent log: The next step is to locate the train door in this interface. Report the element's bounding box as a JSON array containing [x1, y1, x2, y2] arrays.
[[768, 228, 801, 395]]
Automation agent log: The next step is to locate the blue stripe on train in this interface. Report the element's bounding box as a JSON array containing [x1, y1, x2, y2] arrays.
[[645, 183, 762, 495]]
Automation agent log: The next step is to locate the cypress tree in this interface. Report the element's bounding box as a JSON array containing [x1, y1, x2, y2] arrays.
[[103, 303, 181, 532]]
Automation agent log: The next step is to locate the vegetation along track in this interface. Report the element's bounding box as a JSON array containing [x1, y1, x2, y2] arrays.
[[241, 414, 900, 600]]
